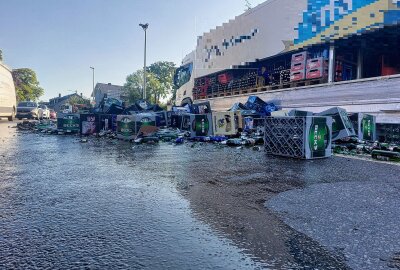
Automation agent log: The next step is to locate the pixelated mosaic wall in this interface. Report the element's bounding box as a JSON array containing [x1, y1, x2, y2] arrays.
[[294, 0, 400, 49]]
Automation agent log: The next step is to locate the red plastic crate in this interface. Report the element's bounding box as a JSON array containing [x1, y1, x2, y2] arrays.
[[291, 62, 306, 72], [307, 57, 328, 69], [290, 71, 306, 81], [291, 51, 309, 63], [306, 68, 328, 79]]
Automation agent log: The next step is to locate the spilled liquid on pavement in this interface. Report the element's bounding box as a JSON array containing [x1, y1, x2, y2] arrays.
[[0, 122, 268, 269], [2, 121, 399, 269]]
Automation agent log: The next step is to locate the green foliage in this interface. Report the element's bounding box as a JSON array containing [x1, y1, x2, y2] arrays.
[[123, 61, 176, 104], [123, 69, 145, 103], [68, 95, 90, 106], [148, 61, 176, 104], [12, 68, 44, 101], [0, 49, 3, 61]]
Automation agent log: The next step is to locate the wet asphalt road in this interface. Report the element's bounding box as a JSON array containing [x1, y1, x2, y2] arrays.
[[1, 119, 400, 269], [0, 121, 266, 270]]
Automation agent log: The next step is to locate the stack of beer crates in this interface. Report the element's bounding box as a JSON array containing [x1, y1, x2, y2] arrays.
[[290, 51, 308, 82]]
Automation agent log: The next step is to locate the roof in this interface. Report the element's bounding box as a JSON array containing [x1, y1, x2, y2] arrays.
[[49, 93, 80, 103]]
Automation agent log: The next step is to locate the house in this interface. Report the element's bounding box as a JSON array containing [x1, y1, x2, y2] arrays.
[[49, 93, 83, 113], [92, 83, 124, 106]]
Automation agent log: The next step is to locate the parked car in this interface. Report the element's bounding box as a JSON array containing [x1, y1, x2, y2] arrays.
[[16, 101, 39, 120], [49, 109, 57, 119], [38, 104, 50, 119]]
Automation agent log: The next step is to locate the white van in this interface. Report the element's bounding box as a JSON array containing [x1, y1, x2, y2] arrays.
[[0, 62, 17, 121]]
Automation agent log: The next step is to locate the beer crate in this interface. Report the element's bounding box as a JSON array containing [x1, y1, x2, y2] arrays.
[[288, 109, 313, 117], [135, 113, 157, 133], [234, 111, 243, 130], [290, 71, 306, 81], [376, 123, 400, 144], [80, 114, 99, 135], [290, 62, 306, 72], [307, 57, 328, 69], [213, 111, 237, 136], [155, 111, 168, 127], [170, 114, 183, 129], [99, 114, 117, 132], [291, 51, 310, 63], [116, 115, 136, 140], [318, 107, 356, 141], [264, 116, 332, 159], [181, 113, 213, 137], [57, 113, 80, 133], [306, 67, 328, 79], [348, 113, 377, 141]]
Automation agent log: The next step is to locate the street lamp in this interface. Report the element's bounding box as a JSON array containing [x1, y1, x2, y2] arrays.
[[90, 66, 95, 95], [139, 23, 149, 100]]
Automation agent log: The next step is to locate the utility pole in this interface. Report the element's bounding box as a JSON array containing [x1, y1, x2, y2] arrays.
[[245, 0, 252, 10], [90, 66, 95, 95], [139, 23, 149, 100]]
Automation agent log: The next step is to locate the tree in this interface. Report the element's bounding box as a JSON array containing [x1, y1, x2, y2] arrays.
[[146, 72, 164, 104], [68, 94, 90, 112], [12, 68, 44, 101], [68, 95, 90, 106], [148, 61, 176, 104], [123, 61, 176, 105], [0, 49, 3, 61], [123, 69, 145, 103]]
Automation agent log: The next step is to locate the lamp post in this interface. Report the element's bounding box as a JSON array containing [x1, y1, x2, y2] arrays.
[[139, 23, 149, 100], [90, 66, 95, 94]]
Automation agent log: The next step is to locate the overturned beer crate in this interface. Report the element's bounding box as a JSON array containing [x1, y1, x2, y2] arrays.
[[318, 107, 356, 141], [348, 113, 376, 142], [116, 115, 136, 140], [213, 111, 237, 136], [181, 114, 213, 137], [264, 116, 332, 159], [57, 113, 80, 133]]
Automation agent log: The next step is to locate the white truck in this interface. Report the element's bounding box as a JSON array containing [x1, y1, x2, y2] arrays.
[[173, 0, 400, 123], [174, 0, 307, 106], [0, 62, 17, 121]]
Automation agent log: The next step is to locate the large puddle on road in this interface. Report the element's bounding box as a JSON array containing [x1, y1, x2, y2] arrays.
[[0, 122, 269, 269], [2, 121, 399, 269]]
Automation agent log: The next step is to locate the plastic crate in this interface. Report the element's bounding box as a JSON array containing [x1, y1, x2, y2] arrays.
[[264, 116, 332, 159], [318, 107, 356, 141], [348, 113, 376, 141], [213, 111, 237, 136], [80, 114, 99, 135], [376, 123, 400, 144], [291, 51, 309, 63], [57, 113, 80, 133], [291, 62, 306, 72], [290, 71, 306, 81], [116, 115, 136, 140], [306, 68, 328, 79], [307, 57, 328, 69], [181, 113, 213, 137]]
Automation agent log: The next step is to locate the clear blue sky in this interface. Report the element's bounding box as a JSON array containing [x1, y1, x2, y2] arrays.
[[0, 0, 264, 101]]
